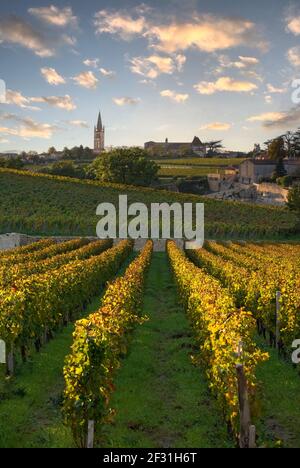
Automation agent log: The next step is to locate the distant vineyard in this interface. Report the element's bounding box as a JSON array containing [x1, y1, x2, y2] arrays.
[[0, 168, 297, 239]]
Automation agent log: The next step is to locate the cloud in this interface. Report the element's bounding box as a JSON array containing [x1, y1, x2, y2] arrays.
[[99, 67, 116, 78], [94, 9, 146, 40], [0, 115, 59, 139], [0, 137, 9, 144], [0, 127, 17, 136], [129, 54, 186, 79], [62, 34, 77, 46], [287, 46, 300, 67], [113, 97, 140, 106], [247, 112, 285, 122], [68, 120, 89, 128], [265, 95, 272, 104], [31, 95, 76, 111], [200, 122, 232, 131], [94, 8, 267, 54], [286, 17, 300, 36], [4, 89, 75, 111], [247, 107, 300, 128], [18, 119, 58, 138], [72, 71, 98, 89], [218, 54, 259, 70], [194, 76, 258, 94], [149, 16, 265, 53], [0, 15, 55, 57], [285, 6, 300, 36], [160, 89, 189, 102], [238, 56, 259, 66], [5, 89, 41, 110], [83, 58, 99, 68], [241, 70, 263, 82], [5, 89, 33, 109], [176, 54, 187, 71], [266, 83, 286, 94], [28, 6, 78, 28], [41, 67, 66, 85]]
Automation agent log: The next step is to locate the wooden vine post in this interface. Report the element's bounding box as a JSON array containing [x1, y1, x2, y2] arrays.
[[86, 420, 95, 449], [236, 341, 256, 449], [275, 291, 281, 351], [0, 339, 15, 377], [0, 340, 5, 365]]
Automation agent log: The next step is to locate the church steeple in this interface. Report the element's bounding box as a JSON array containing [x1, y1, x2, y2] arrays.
[[94, 109, 105, 153], [96, 111, 103, 130]]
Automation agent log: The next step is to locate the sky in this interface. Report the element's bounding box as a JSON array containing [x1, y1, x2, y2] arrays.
[[1, 0, 300, 153]]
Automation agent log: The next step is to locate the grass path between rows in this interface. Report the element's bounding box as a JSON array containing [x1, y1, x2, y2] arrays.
[[100, 252, 233, 448], [254, 337, 300, 448]]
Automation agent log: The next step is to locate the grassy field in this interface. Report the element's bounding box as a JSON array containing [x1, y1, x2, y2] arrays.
[[156, 157, 242, 177], [0, 168, 297, 239], [155, 157, 245, 167], [158, 166, 224, 177]]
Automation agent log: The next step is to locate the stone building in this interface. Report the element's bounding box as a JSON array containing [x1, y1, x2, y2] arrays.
[[239, 159, 300, 184], [145, 136, 207, 157]]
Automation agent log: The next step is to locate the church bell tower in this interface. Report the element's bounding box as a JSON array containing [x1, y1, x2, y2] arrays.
[[94, 111, 105, 153]]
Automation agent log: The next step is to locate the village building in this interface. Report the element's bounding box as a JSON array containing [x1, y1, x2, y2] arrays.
[[239, 159, 300, 184], [144, 137, 207, 157]]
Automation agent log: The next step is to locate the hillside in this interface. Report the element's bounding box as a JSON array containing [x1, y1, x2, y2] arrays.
[[0, 168, 297, 239]]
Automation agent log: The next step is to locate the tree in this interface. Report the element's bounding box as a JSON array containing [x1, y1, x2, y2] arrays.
[[273, 158, 287, 179], [282, 131, 295, 159], [204, 140, 223, 157], [5, 157, 24, 169], [292, 128, 300, 158], [83, 146, 93, 159], [48, 146, 56, 155], [88, 147, 159, 186], [62, 147, 72, 159], [268, 137, 286, 161], [49, 161, 77, 178], [287, 184, 300, 222]]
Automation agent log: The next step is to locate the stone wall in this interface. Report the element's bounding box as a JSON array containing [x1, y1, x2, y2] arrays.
[[0, 233, 184, 252], [0, 233, 41, 251], [254, 183, 289, 203], [0, 233, 98, 251]]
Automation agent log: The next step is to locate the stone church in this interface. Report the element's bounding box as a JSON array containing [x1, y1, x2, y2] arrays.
[[94, 111, 105, 153]]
